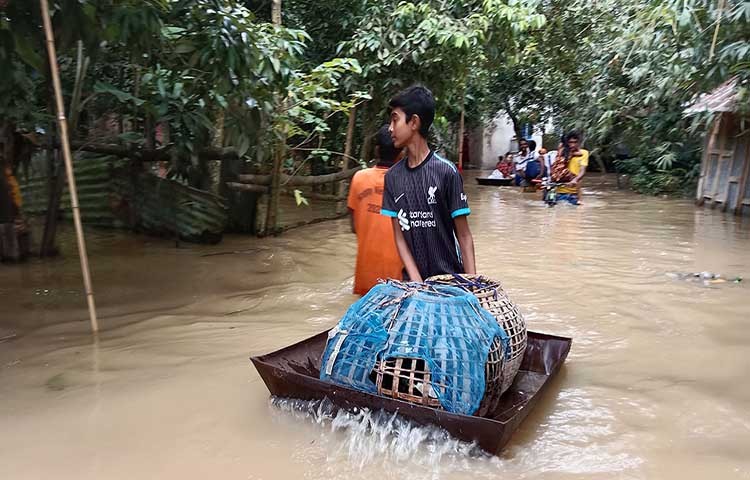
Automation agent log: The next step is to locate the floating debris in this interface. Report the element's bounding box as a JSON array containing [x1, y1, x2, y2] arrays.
[[666, 272, 743, 286], [45, 373, 68, 392]]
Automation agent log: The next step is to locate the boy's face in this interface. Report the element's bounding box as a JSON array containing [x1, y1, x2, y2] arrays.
[[389, 107, 417, 149], [519, 140, 528, 151]]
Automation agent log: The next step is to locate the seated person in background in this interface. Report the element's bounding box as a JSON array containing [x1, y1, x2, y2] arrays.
[[513, 139, 530, 185], [499, 152, 514, 177], [515, 139, 539, 186], [551, 131, 589, 204], [523, 140, 542, 181], [489, 153, 514, 179], [347, 125, 404, 295]]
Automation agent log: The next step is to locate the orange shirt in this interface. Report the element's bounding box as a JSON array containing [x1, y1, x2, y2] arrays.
[[347, 167, 403, 295]]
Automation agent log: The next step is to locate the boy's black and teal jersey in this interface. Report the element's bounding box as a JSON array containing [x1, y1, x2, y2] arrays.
[[381, 151, 470, 279]]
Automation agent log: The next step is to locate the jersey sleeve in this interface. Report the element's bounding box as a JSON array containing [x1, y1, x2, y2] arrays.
[[447, 169, 470, 218], [380, 171, 398, 218], [347, 172, 361, 211]]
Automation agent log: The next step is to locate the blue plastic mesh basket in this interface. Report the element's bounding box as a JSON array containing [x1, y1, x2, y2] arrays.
[[320, 281, 508, 415]]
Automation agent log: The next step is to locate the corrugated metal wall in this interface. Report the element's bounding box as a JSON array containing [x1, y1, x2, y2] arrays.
[[20, 153, 129, 227], [19, 154, 229, 243], [696, 113, 750, 215]]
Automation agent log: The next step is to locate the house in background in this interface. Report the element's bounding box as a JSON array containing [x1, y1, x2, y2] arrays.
[[686, 77, 750, 216], [468, 112, 545, 169]]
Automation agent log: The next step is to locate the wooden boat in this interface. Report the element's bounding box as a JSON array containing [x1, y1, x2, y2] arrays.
[[250, 330, 571, 455], [476, 177, 513, 186]]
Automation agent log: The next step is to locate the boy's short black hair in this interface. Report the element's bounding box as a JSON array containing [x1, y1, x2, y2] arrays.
[[527, 140, 537, 151], [388, 85, 435, 138], [375, 124, 399, 166]]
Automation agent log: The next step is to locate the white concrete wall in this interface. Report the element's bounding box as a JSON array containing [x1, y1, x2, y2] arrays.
[[477, 113, 544, 169]]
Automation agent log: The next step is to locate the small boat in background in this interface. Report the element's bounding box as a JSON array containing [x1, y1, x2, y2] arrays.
[[476, 177, 513, 186], [250, 330, 571, 455]]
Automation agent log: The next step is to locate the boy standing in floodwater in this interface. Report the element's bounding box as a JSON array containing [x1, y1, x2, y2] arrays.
[[380, 85, 476, 282], [347, 125, 404, 295]]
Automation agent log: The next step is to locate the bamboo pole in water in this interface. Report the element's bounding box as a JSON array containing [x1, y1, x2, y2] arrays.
[[39, 0, 99, 333]]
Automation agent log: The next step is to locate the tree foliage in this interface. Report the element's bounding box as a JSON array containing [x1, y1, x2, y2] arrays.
[[0, 0, 364, 185], [1, 0, 748, 196], [499, 0, 750, 194]]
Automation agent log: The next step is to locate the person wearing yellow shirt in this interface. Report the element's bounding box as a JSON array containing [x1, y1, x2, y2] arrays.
[[553, 131, 588, 204]]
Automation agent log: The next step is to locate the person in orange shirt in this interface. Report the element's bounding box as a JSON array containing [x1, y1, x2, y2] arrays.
[[347, 125, 404, 295]]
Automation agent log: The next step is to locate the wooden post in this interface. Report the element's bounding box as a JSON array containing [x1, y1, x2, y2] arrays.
[[40, 40, 87, 257], [40, 71, 59, 256], [264, 0, 284, 235], [40, 0, 99, 333], [39, 152, 65, 256], [457, 98, 465, 171], [361, 110, 376, 165], [265, 142, 284, 234], [336, 106, 357, 214], [343, 106, 357, 168]]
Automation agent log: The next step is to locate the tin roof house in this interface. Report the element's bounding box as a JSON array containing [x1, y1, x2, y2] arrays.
[[686, 77, 750, 215]]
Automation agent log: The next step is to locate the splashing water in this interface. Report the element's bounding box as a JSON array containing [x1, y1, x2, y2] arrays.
[[270, 397, 501, 478]]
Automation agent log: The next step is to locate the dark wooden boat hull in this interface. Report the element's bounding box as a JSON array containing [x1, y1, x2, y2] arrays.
[[250, 330, 571, 455], [476, 177, 513, 186]]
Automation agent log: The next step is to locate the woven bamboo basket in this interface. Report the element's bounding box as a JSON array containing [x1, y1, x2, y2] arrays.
[[373, 357, 443, 408], [358, 281, 504, 415], [427, 274, 527, 413]]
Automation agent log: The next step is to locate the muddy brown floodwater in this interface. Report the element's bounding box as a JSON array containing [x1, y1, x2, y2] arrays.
[[1, 174, 749, 480]]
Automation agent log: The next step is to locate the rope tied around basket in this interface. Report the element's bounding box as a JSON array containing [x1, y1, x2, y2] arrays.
[[448, 274, 500, 301], [376, 280, 446, 331]]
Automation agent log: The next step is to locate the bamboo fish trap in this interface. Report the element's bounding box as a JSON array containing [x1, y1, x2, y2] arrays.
[[427, 274, 527, 414]]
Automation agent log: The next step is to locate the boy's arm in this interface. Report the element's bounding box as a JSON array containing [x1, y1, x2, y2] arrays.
[[391, 218, 423, 282], [454, 216, 476, 274], [445, 168, 475, 274], [569, 166, 587, 185], [569, 151, 589, 185]]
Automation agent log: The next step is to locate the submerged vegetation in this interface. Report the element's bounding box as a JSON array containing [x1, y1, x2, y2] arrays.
[[0, 0, 748, 206]]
